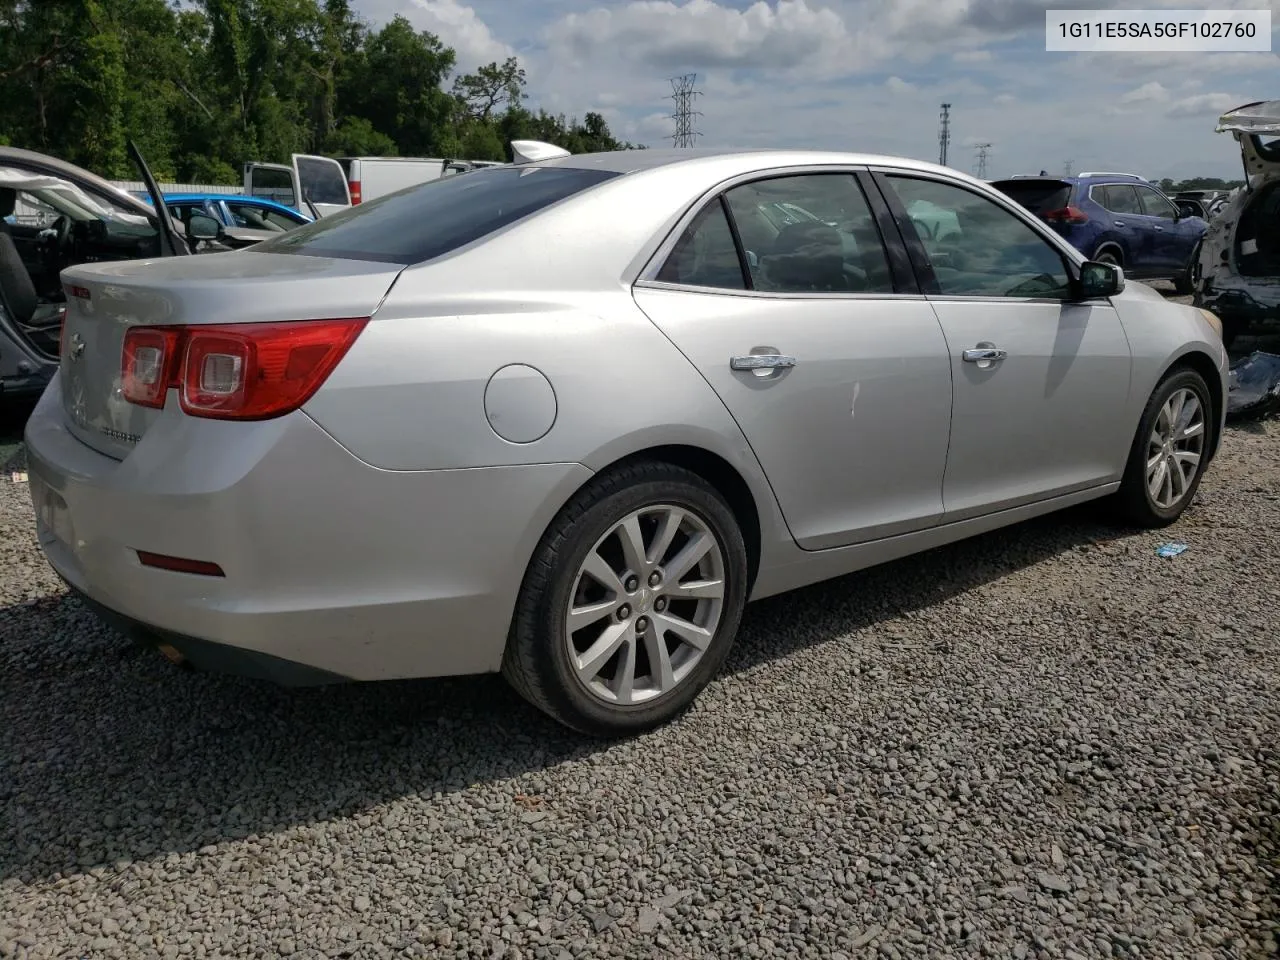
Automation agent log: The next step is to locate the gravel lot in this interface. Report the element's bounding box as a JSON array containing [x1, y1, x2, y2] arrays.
[[3, 304, 1279, 959]]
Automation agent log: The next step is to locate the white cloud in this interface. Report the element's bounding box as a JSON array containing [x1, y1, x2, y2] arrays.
[[1120, 81, 1169, 104], [1167, 93, 1244, 119], [994, 93, 1016, 105], [544, 0, 870, 77], [885, 76, 916, 94], [953, 49, 992, 63], [407, 0, 514, 68]]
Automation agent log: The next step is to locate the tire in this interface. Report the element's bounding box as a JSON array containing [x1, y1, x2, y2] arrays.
[[502, 461, 749, 737], [1113, 368, 1213, 528], [1093, 247, 1122, 268], [1173, 241, 1201, 296]]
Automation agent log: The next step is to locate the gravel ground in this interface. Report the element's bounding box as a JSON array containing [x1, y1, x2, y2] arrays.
[[3, 328, 1280, 959]]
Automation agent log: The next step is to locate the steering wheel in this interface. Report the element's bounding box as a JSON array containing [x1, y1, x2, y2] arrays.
[[41, 216, 72, 281]]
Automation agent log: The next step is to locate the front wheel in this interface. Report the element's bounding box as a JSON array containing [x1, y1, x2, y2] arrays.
[[1173, 241, 1201, 296], [1113, 369, 1213, 528], [502, 461, 749, 737]]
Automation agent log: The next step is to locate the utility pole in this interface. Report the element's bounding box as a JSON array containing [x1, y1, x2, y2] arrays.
[[1063, 158, 1074, 177], [938, 103, 952, 167], [974, 143, 992, 179], [669, 74, 702, 148]]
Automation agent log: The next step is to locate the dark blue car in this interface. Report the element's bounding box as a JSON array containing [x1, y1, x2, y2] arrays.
[[992, 173, 1207, 294]]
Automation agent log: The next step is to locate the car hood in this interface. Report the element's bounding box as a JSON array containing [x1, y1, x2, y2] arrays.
[[1217, 100, 1280, 179]]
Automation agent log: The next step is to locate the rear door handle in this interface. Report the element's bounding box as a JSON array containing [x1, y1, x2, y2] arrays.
[[1153, 225, 1164, 232], [1114, 221, 1127, 227], [730, 354, 796, 371], [962, 347, 1007, 363]]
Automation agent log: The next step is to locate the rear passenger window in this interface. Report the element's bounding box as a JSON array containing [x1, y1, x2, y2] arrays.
[[656, 200, 746, 289], [724, 174, 894, 294], [1097, 184, 1142, 215]]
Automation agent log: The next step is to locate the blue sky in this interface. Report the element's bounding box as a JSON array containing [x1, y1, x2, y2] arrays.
[[355, 0, 1280, 180]]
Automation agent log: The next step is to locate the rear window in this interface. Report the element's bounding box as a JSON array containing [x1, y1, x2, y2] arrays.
[[252, 165, 621, 264], [991, 179, 1073, 214]]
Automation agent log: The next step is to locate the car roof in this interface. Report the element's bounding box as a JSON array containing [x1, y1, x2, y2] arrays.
[[537, 146, 986, 185], [0, 145, 155, 216]]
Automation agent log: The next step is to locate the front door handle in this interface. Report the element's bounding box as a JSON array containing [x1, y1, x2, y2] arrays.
[[730, 354, 797, 371], [1153, 225, 1164, 232], [1114, 220, 1127, 227], [962, 347, 1007, 363]]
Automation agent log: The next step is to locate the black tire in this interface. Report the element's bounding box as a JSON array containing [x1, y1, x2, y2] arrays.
[[502, 461, 749, 738], [1173, 241, 1200, 296], [1094, 247, 1123, 268], [1113, 368, 1214, 528]]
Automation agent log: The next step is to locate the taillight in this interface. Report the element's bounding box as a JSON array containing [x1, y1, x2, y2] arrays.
[[349, 180, 361, 204], [121, 328, 182, 408], [1042, 206, 1089, 225], [120, 318, 367, 420]]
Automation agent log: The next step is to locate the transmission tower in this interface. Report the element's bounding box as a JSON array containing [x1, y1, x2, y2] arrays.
[[1063, 158, 1074, 177], [938, 103, 952, 166], [669, 74, 702, 148], [974, 143, 992, 179]]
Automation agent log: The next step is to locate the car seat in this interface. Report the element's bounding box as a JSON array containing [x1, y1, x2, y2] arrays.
[[761, 222, 854, 292]]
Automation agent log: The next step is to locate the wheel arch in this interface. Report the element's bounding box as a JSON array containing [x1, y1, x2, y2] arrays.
[[1093, 239, 1125, 264]]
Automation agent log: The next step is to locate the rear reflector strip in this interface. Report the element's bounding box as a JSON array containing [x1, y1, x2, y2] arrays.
[[136, 550, 225, 577]]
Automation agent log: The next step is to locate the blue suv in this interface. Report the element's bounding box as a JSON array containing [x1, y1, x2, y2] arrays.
[[992, 173, 1207, 294]]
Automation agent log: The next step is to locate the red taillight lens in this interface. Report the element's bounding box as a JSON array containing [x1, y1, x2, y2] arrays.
[[120, 318, 367, 420], [349, 180, 361, 204], [1042, 206, 1089, 225], [121, 328, 182, 408]]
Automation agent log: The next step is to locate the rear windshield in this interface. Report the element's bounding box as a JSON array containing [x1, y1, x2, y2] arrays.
[[252, 165, 622, 264], [991, 179, 1073, 214]]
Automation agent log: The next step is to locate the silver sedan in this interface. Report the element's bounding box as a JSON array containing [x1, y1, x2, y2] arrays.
[[25, 143, 1228, 736]]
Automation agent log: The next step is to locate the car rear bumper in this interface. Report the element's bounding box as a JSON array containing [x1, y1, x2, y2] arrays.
[[24, 375, 592, 682]]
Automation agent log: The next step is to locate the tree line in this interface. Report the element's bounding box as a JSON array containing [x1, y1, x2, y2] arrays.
[[0, 0, 643, 185]]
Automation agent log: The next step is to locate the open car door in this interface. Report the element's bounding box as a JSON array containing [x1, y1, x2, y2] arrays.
[[244, 155, 350, 217]]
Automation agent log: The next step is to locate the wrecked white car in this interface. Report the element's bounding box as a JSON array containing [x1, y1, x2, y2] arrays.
[[1197, 100, 1280, 346]]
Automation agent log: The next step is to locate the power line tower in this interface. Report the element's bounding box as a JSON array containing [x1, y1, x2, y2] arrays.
[[974, 143, 992, 179], [669, 74, 702, 148], [1063, 158, 1074, 177], [938, 103, 952, 166]]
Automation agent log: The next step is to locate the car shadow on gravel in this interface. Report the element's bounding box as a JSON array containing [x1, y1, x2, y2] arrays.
[[0, 499, 1141, 885]]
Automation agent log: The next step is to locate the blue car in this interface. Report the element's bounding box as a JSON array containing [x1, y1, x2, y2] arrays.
[[992, 173, 1207, 294], [132, 192, 313, 248]]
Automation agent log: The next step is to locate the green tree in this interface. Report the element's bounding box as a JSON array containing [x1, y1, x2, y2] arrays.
[[452, 56, 525, 121]]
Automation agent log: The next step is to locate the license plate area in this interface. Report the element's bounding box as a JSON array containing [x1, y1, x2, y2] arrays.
[[30, 473, 74, 546]]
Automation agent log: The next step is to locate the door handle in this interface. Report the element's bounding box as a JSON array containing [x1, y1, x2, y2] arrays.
[[1153, 226, 1164, 232], [730, 354, 797, 371], [962, 347, 1007, 363], [1114, 221, 1127, 227]]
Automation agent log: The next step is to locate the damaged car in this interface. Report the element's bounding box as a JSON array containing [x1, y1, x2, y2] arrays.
[[1197, 100, 1280, 346], [0, 143, 223, 403]]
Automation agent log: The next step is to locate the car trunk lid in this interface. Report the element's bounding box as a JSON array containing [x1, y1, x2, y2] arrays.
[[1217, 100, 1280, 180], [58, 251, 403, 460]]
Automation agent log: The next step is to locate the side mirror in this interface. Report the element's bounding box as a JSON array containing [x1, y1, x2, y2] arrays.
[[1079, 260, 1124, 299], [1175, 201, 1200, 220], [187, 213, 222, 241]]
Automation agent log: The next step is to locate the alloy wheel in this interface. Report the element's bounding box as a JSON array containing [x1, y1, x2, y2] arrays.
[[564, 504, 726, 706], [1145, 387, 1205, 510]]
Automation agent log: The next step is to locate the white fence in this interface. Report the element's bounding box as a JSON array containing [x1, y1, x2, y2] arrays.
[[109, 180, 240, 196]]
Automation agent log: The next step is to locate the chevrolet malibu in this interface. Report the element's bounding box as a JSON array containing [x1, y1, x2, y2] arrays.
[[26, 141, 1228, 737]]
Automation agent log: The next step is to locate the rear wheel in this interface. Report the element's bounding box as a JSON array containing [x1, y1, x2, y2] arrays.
[[1093, 247, 1123, 268], [1113, 369, 1212, 528], [502, 461, 749, 737]]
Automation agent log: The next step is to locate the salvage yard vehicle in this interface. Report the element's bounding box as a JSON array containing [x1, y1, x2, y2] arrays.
[[143, 193, 313, 249], [992, 172, 1207, 294], [0, 142, 218, 402], [1197, 100, 1280, 346], [26, 141, 1228, 737]]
